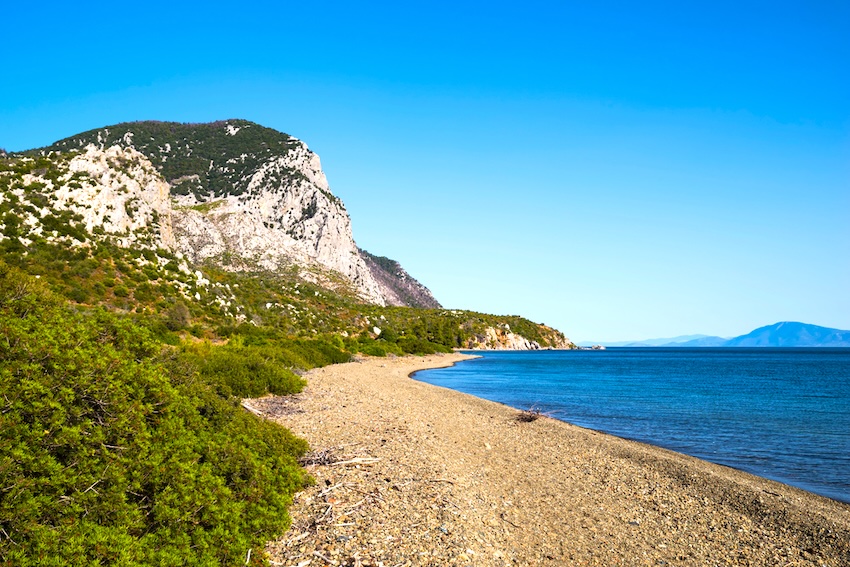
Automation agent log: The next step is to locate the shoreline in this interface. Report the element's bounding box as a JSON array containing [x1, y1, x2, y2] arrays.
[[261, 353, 850, 566], [427, 352, 849, 507]]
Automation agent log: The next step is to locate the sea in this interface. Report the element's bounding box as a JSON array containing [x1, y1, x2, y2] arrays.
[[413, 348, 850, 504]]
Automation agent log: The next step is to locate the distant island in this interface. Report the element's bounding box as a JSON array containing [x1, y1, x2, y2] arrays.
[[583, 322, 850, 348]]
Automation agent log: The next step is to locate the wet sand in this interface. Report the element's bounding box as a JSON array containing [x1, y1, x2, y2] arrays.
[[260, 353, 850, 566]]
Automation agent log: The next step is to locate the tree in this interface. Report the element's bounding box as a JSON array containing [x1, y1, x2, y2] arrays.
[[165, 300, 191, 330]]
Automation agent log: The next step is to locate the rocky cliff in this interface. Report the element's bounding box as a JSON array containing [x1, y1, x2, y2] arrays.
[[35, 120, 415, 305], [6, 144, 175, 252], [464, 324, 573, 350]]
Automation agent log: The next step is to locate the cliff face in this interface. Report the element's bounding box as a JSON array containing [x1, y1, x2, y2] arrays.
[[64, 145, 176, 249], [2, 145, 174, 253], [40, 120, 393, 304], [464, 324, 574, 350], [167, 142, 384, 303]]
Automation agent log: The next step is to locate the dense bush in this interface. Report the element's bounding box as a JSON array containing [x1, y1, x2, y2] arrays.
[[180, 331, 352, 398], [0, 264, 309, 566], [397, 336, 452, 355], [352, 336, 402, 357], [181, 342, 306, 398]]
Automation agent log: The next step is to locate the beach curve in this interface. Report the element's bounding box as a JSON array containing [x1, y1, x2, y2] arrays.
[[257, 353, 850, 566]]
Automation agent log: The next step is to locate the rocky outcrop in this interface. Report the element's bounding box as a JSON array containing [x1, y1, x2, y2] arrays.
[[464, 325, 574, 350], [169, 142, 385, 304], [65, 145, 176, 249], [36, 120, 416, 305], [6, 145, 174, 250]]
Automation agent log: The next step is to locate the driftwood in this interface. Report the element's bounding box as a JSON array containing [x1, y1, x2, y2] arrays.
[[514, 405, 560, 422], [240, 400, 264, 418], [329, 457, 381, 466], [299, 448, 338, 466]]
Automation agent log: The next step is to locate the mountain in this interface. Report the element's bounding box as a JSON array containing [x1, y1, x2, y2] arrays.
[[597, 322, 850, 348], [1, 119, 572, 350], [634, 334, 715, 346], [668, 335, 729, 347], [36, 119, 390, 304], [0, 120, 575, 565], [724, 322, 850, 347], [581, 334, 722, 347]]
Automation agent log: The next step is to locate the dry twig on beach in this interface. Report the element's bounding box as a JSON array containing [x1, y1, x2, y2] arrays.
[[299, 448, 338, 466], [515, 404, 562, 423], [515, 405, 544, 422]]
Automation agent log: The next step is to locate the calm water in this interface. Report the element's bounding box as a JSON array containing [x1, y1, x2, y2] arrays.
[[413, 348, 850, 503]]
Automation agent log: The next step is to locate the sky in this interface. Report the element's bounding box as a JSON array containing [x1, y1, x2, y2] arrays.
[[2, 1, 848, 342]]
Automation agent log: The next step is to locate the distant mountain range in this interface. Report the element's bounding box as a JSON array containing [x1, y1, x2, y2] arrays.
[[582, 322, 850, 348]]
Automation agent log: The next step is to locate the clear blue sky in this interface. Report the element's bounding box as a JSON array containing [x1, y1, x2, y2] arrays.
[[2, 1, 848, 342]]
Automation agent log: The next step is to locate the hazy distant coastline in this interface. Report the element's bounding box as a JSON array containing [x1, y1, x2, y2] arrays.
[[580, 321, 850, 348]]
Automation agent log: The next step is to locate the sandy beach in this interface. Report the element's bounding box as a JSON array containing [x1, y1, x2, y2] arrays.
[[257, 353, 850, 566]]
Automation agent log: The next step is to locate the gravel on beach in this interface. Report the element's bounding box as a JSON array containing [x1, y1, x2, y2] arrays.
[[253, 353, 850, 567]]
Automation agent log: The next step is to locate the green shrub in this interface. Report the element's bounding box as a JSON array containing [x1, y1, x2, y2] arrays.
[[91, 282, 106, 298], [133, 282, 156, 303], [360, 342, 388, 356], [0, 264, 309, 566], [354, 336, 402, 357], [183, 342, 306, 398], [379, 327, 399, 343], [67, 286, 89, 303], [165, 301, 191, 331], [130, 269, 148, 282], [397, 337, 452, 355]]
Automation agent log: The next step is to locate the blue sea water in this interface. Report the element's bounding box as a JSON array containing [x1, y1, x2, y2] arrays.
[[413, 348, 850, 504]]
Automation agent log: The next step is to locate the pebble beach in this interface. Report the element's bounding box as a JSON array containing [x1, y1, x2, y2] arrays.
[[256, 353, 850, 566]]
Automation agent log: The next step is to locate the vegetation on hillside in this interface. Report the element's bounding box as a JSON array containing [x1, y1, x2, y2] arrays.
[[0, 152, 566, 350], [4, 127, 569, 349], [0, 134, 572, 565], [0, 264, 329, 565], [33, 120, 305, 200]]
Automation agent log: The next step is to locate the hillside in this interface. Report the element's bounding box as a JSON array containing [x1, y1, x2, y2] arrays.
[[668, 322, 849, 347], [0, 262, 347, 565], [0, 121, 574, 566], [359, 248, 441, 309], [1, 120, 573, 351], [668, 335, 729, 347]]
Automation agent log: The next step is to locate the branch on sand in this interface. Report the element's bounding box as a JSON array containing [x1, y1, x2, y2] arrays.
[[514, 405, 559, 423]]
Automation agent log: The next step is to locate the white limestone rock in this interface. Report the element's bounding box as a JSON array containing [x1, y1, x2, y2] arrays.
[[169, 140, 386, 304], [465, 326, 574, 350], [67, 145, 175, 248], [16, 124, 403, 306], [15, 145, 175, 250]]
